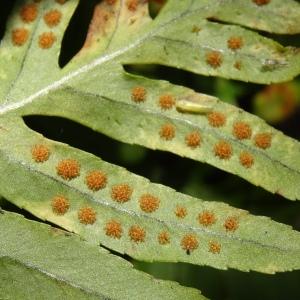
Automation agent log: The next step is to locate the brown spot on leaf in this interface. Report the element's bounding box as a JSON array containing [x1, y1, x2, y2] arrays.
[[129, 225, 145, 242], [158, 231, 170, 245], [56, 159, 80, 180], [12, 28, 29, 46], [175, 206, 187, 218], [227, 37, 243, 50], [206, 51, 223, 68], [139, 194, 160, 213], [233, 121, 252, 140], [105, 220, 122, 239], [234, 61, 242, 70], [111, 184, 133, 203], [132, 86, 147, 103], [160, 123, 175, 140], [38, 32, 56, 49], [44, 9, 62, 27], [159, 94, 175, 110], [198, 211, 216, 226], [224, 216, 239, 232], [252, 0, 271, 5], [51, 196, 70, 215], [214, 141, 232, 159], [185, 131, 201, 149], [105, 0, 117, 4], [207, 112, 226, 127], [239, 152, 254, 168], [192, 25, 201, 33], [181, 234, 199, 253], [126, 0, 138, 11], [209, 241, 221, 254], [31, 144, 50, 163], [85, 170, 107, 191], [254, 133, 272, 149], [20, 4, 38, 23], [78, 207, 97, 225]]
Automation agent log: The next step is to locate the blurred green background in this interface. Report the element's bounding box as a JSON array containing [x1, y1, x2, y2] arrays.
[[1, 1, 300, 299]]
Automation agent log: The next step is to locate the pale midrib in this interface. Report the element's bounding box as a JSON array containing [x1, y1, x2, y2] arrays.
[[1, 148, 296, 254], [0, 4, 196, 115], [1, 256, 112, 299], [0, 0, 230, 116], [65, 88, 300, 178]]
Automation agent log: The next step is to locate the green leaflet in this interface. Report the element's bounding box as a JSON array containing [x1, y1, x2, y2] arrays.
[[19, 68, 300, 200], [1, 117, 300, 274], [0, 210, 204, 300], [196, 0, 300, 34], [0, 0, 300, 287], [0, 0, 299, 200]]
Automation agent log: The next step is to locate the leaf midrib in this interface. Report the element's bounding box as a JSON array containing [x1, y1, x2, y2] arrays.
[[63, 87, 300, 178], [0, 3, 211, 115], [1, 147, 298, 254], [0, 255, 110, 298]]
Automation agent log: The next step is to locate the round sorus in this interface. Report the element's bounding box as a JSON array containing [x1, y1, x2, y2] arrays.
[[111, 184, 133, 203], [105, 220, 122, 239], [227, 37, 243, 50], [159, 94, 176, 110], [131, 86, 146, 103], [139, 194, 160, 213], [224, 216, 239, 232], [192, 25, 201, 33], [206, 51, 223, 68], [20, 4, 38, 23], [175, 206, 187, 219], [232, 121, 252, 140], [56, 159, 80, 180], [126, 0, 138, 11], [105, 0, 117, 4], [254, 133, 272, 149], [159, 123, 175, 140], [51, 195, 70, 215], [129, 225, 145, 243], [234, 61, 242, 70], [198, 211, 216, 226], [31, 144, 50, 163], [239, 152, 254, 168], [209, 241, 221, 254], [38, 32, 56, 49], [44, 9, 62, 27], [185, 131, 201, 149], [12, 28, 29, 46], [214, 141, 232, 159], [85, 170, 107, 191], [158, 231, 170, 245], [78, 207, 97, 225], [181, 234, 199, 253], [252, 0, 271, 5], [207, 111, 226, 128]]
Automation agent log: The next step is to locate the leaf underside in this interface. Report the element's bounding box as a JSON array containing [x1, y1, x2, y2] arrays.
[[0, 210, 204, 300], [0, 0, 300, 285], [1, 117, 300, 274], [1, 0, 299, 201]]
